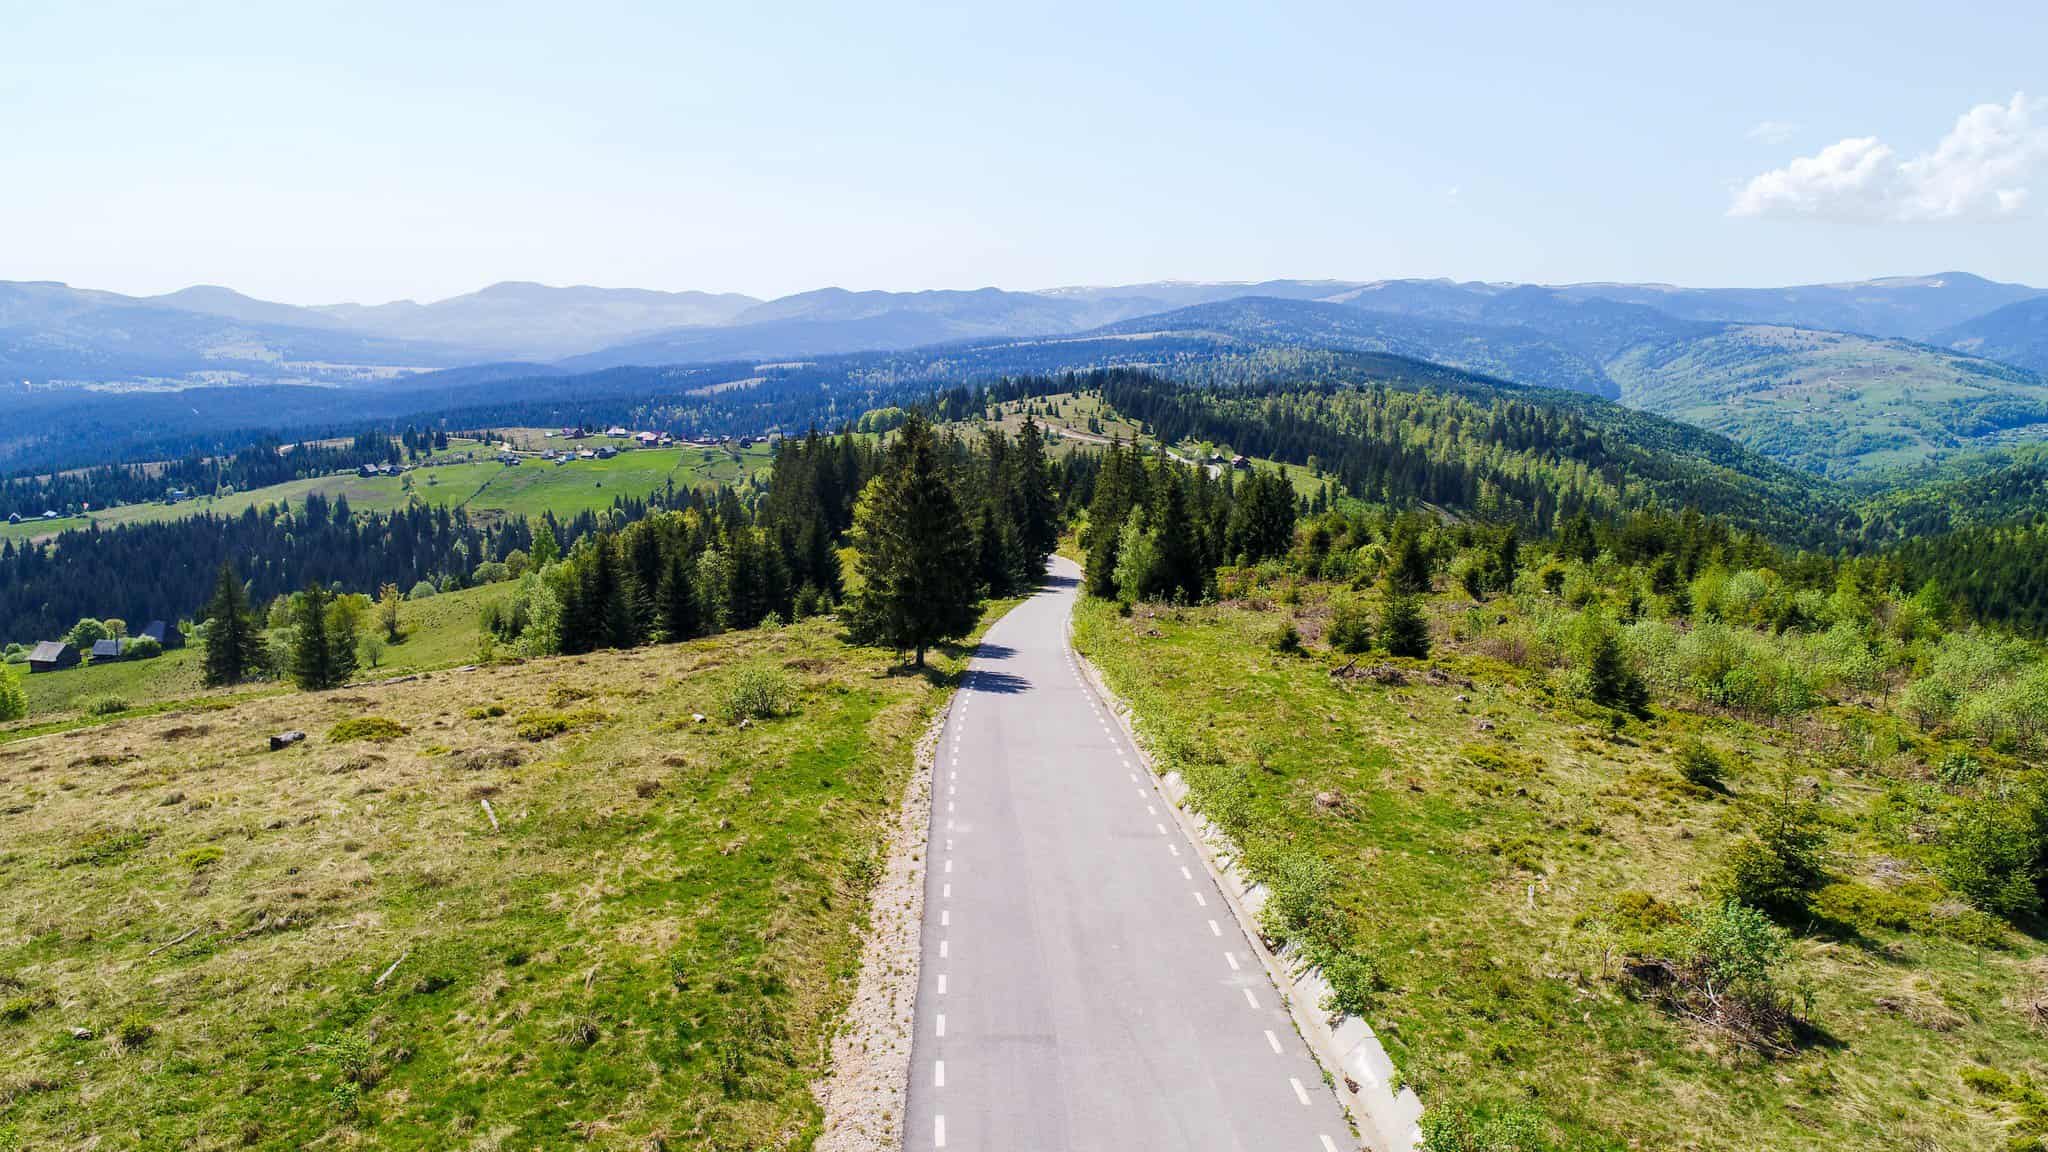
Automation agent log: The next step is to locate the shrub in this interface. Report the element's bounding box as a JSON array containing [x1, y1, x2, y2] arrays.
[[1319, 949, 1385, 1017], [1257, 851, 1346, 954], [1327, 598, 1373, 655], [1626, 899, 1804, 1051], [721, 664, 793, 722], [125, 636, 162, 660], [1935, 751, 1982, 788], [116, 1014, 155, 1049], [1269, 623, 1303, 655], [0, 664, 24, 722], [1939, 788, 2046, 922], [1577, 612, 1648, 713], [327, 717, 408, 743], [514, 707, 608, 741], [178, 845, 223, 871], [406, 580, 437, 600], [82, 695, 131, 716], [1675, 738, 1725, 790]]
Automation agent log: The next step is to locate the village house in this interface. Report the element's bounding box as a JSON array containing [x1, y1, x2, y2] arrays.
[[90, 637, 127, 662], [28, 641, 80, 672], [139, 620, 184, 649]]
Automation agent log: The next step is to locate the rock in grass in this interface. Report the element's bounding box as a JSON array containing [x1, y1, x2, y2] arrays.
[[268, 731, 306, 751]]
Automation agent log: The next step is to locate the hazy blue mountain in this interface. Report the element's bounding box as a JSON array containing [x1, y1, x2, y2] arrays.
[[1939, 296, 2048, 373], [1550, 272, 2043, 341], [145, 285, 349, 330], [0, 281, 473, 386], [1090, 296, 1622, 396], [565, 287, 1109, 369], [314, 281, 760, 360]]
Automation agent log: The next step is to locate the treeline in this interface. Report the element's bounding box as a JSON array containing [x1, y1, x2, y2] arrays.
[[474, 422, 1069, 661], [1877, 522, 2048, 636], [0, 495, 506, 644], [0, 429, 447, 520]]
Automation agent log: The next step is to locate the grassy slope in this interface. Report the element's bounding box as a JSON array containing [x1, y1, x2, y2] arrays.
[[1608, 325, 2048, 477], [11, 442, 777, 544], [1074, 592, 2045, 1151], [0, 610, 991, 1150]]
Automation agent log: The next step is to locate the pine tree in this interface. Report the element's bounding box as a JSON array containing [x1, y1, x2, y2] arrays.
[[289, 583, 338, 690], [847, 414, 980, 666], [1389, 529, 1433, 595], [1381, 590, 1431, 658], [531, 517, 560, 567], [1011, 414, 1058, 571], [657, 545, 699, 642], [201, 562, 265, 687]]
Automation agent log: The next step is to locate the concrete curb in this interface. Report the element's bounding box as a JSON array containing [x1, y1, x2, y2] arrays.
[[1071, 639, 1425, 1152]]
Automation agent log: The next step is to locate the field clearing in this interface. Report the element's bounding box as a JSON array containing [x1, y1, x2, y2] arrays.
[[8, 443, 779, 548], [11, 582, 506, 729], [0, 610, 993, 1149], [1074, 592, 2047, 1151]]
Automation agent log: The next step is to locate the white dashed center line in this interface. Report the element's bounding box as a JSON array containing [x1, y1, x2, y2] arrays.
[[937, 973, 948, 994], [1291, 1077, 1312, 1106], [1242, 988, 1259, 1009], [940, 940, 949, 959], [1321, 1136, 1341, 1152], [1180, 865, 1192, 880], [935, 1013, 946, 1037], [934, 1059, 946, 1087], [1224, 951, 1240, 971], [1191, 891, 1207, 907], [935, 1114, 947, 1148], [1265, 1029, 1283, 1054], [1208, 919, 1221, 936]]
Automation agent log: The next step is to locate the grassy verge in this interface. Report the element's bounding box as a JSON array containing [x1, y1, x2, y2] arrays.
[[0, 609, 997, 1149], [1073, 593, 2048, 1151]]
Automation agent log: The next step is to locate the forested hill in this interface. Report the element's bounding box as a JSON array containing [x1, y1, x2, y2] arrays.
[[1085, 364, 1855, 549]]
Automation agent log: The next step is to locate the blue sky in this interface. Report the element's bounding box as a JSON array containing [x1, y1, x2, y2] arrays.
[[2, 1, 2043, 303]]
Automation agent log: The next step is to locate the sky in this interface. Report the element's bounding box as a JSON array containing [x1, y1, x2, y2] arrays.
[[2, 1, 2044, 305]]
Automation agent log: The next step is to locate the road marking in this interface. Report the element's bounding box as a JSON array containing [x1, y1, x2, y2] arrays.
[[1147, 805, 1157, 816], [1243, 988, 1259, 1009], [948, 784, 956, 796], [945, 838, 953, 849], [1156, 823, 1168, 835], [935, 1114, 947, 1148], [1209, 919, 1221, 936], [943, 883, 951, 898], [941, 910, 950, 926], [940, 940, 949, 958], [1135, 788, 1146, 798], [1291, 1077, 1311, 1106], [947, 802, 955, 813], [1128, 772, 1138, 782], [944, 859, 953, 873], [1224, 951, 1240, 970], [935, 1059, 946, 1087], [1266, 1029, 1283, 1054], [936, 1013, 946, 1037], [1181, 865, 1193, 879], [1192, 891, 1207, 907], [1321, 1137, 1340, 1152], [938, 973, 948, 994], [1168, 843, 1180, 856]]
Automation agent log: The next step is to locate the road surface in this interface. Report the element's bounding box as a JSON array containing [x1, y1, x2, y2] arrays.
[[905, 555, 1353, 1150]]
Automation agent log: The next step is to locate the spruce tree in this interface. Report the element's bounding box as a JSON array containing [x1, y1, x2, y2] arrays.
[[1381, 589, 1431, 658], [201, 562, 265, 687], [657, 545, 699, 642], [847, 414, 979, 666], [289, 583, 337, 690]]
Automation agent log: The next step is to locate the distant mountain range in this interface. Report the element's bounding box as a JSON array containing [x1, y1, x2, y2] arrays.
[[5, 270, 2048, 477]]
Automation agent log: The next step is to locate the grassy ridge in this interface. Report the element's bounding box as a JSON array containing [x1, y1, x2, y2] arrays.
[[0, 612, 986, 1149], [1074, 592, 2046, 1151]]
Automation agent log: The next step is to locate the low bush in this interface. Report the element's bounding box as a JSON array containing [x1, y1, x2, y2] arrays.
[[515, 707, 609, 741], [721, 665, 793, 722], [83, 695, 132, 716], [1939, 788, 2046, 922], [327, 717, 408, 744], [1675, 738, 1725, 790], [1327, 598, 1372, 654], [1718, 795, 1831, 921], [1270, 623, 1303, 655]]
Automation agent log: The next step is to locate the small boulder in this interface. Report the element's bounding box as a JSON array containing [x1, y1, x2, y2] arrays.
[[268, 731, 306, 751]]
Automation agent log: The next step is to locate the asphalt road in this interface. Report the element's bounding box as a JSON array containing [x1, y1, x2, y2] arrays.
[[905, 555, 1354, 1150]]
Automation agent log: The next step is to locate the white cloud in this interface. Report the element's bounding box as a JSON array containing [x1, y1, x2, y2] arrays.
[[1746, 120, 1799, 145], [1729, 92, 2046, 222]]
